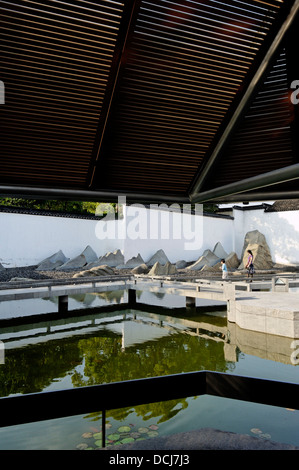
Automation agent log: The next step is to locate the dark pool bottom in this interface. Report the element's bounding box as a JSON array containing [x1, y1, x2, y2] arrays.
[[106, 427, 299, 450]]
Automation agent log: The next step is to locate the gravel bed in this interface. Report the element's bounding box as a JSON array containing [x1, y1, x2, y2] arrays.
[[0, 265, 295, 284], [0, 266, 83, 283], [0, 266, 212, 283]]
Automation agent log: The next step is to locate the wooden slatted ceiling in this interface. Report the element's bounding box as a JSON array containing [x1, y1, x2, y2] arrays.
[[92, 0, 284, 196], [0, 0, 124, 187], [0, 0, 289, 200], [201, 48, 295, 191]]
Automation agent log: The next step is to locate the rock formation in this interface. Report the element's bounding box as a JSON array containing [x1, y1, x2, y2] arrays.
[[213, 242, 228, 259], [146, 249, 169, 267], [131, 263, 150, 274], [73, 265, 115, 278], [225, 252, 240, 269], [239, 230, 273, 270], [148, 261, 177, 276], [187, 249, 220, 271], [116, 253, 145, 269], [36, 250, 69, 271], [184, 242, 239, 273], [176, 260, 188, 269], [97, 249, 124, 268], [57, 245, 98, 270], [206, 251, 240, 272]]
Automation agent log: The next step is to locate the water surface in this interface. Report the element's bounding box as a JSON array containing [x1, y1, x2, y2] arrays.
[[0, 291, 298, 449]]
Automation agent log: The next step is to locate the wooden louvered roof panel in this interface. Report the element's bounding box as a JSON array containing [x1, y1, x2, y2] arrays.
[[201, 48, 296, 191], [0, 0, 125, 187], [91, 0, 288, 197], [0, 0, 298, 203]]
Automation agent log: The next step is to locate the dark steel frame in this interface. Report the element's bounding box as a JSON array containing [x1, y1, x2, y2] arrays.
[[189, 0, 299, 203], [0, 370, 298, 448], [87, 0, 143, 190]]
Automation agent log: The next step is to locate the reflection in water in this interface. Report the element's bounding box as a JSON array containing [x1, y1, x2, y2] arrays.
[[0, 310, 234, 398], [0, 295, 298, 449]]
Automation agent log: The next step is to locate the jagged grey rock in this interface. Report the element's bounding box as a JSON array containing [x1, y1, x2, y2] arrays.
[[187, 249, 220, 271], [96, 249, 124, 267], [205, 251, 239, 272], [84, 259, 105, 269], [117, 253, 145, 269], [186, 255, 209, 271], [131, 263, 149, 274], [146, 249, 169, 267], [89, 265, 115, 276], [225, 252, 240, 269], [176, 260, 188, 269], [36, 250, 69, 271], [213, 242, 228, 259], [239, 230, 273, 270], [202, 249, 221, 265], [57, 245, 97, 270], [148, 261, 177, 276], [81, 245, 98, 264], [57, 254, 87, 270], [73, 265, 115, 278]]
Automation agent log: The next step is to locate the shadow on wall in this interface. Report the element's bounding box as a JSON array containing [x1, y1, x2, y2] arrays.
[[249, 212, 299, 265]]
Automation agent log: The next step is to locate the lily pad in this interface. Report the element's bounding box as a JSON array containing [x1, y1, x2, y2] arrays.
[[148, 431, 159, 438], [250, 428, 262, 434], [82, 432, 93, 439], [259, 433, 271, 440], [121, 437, 135, 444], [93, 432, 102, 439], [108, 433, 120, 441], [118, 426, 131, 433], [94, 440, 103, 447], [149, 424, 159, 431], [138, 427, 149, 434], [130, 432, 141, 439], [90, 427, 99, 433], [110, 441, 122, 446], [76, 443, 88, 450]]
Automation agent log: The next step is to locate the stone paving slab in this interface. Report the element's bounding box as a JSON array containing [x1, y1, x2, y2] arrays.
[[236, 291, 299, 313]]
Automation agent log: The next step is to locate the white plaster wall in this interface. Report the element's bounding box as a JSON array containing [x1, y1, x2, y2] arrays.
[[233, 209, 299, 265], [123, 205, 204, 263], [122, 205, 234, 263], [202, 215, 234, 256], [0, 212, 124, 267], [0, 207, 235, 267]]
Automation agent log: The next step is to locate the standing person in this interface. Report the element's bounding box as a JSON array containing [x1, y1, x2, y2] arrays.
[[221, 259, 228, 280], [245, 249, 254, 281]]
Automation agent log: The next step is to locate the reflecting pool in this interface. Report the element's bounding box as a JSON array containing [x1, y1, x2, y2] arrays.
[[0, 290, 298, 449]]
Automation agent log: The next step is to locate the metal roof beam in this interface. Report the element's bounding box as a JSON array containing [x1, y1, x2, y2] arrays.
[[190, 164, 299, 204], [87, 0, 142, 189], [0, 185, 190, 204], [189, 0, 299, 203]]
